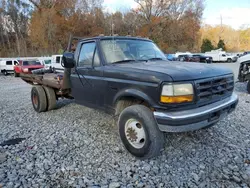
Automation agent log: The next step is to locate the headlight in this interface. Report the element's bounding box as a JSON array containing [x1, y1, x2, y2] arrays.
[[161, 83, 194, 103], [23, 68, 29, 72]]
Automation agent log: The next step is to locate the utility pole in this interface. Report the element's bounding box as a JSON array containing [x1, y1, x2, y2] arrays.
[[112, 23, 114, 36], [110, 13, 115, 36], [219, 14, 224, 40]]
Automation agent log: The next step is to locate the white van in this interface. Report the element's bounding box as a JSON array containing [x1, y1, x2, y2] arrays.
[[38, 57, 52, 69], [0, 59, 19, 75], [51, 55, 64, 73]]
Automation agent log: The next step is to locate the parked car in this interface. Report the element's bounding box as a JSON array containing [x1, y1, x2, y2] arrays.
[[21, 36, 238, 159], [51, 55, 64, 73], [176, 54, 199, 62], [0, 59, 19, 75], [192, 54, 213, 63], [14, 59, 44, 77], [175, 52, 192, 59], [165, 54, 176, 61], [238, 54, 250, 93], [177, 54, 188, 61], [182, 54, 200, 62]]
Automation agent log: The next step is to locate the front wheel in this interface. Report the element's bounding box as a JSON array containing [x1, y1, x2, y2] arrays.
[[118, 105, 165, 159], [3, 70, 8, 76], [52, 67, 56, 73], [227, 58, 232, 63]]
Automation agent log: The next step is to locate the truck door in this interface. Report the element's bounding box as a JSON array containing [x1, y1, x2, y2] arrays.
[[221, 54, 226, 61], [6, 61, 12, 70], [71, 41, 104, 107], [55, 56, 63, 72]]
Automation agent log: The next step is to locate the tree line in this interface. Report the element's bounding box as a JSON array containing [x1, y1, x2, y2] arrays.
[[2, 0, 249, 57], [0, 0, 205, 57], [200, 24, 250, 53]]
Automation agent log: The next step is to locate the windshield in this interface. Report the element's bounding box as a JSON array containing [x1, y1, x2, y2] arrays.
[[23, 60, 41, 66], [100, 39, 166, 64], [44, 60, 51, 64]]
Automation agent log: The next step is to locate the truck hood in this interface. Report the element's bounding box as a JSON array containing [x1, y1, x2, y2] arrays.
[[115, 61, 233, 81], [227, 55, 236, 58]]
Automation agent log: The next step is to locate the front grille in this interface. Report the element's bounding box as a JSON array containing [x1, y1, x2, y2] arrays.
[[195, 75, 234, 106]]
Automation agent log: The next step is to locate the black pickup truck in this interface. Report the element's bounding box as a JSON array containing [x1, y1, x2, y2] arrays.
[[21, 36, 238, 159]]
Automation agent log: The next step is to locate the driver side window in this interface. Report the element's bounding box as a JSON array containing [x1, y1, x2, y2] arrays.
[[78, 42, 96, 67]]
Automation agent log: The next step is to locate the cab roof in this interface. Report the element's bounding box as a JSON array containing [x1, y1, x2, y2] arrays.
[[78, 36, 152, 42]]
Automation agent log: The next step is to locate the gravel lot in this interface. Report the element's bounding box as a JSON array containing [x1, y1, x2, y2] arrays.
[[0, 63, 250, 187]]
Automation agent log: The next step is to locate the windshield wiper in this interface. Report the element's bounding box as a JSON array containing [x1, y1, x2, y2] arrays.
[[112, 59, 136, 64], [146, 57, 163, 61]]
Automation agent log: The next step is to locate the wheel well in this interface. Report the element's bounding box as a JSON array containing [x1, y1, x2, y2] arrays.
[[115, 96, 150, 115]]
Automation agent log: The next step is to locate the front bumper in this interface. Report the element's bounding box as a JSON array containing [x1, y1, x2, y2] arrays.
[[154, 93, 238, 132]]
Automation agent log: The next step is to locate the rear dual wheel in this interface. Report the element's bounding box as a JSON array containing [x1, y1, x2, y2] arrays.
[[31, 86, 56, 112], [43, 86, 57, 111]]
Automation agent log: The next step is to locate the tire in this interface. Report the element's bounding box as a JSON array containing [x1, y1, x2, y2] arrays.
[[118, 105, 165, 159], [247, 80, 250, 94], [227, 58, 232, 63], [43, 86, 57, 111], [14, 71, 19, 77], [3, 70, 8, 76], [52, 67, 56, 73], [31, 86, 48, 113]]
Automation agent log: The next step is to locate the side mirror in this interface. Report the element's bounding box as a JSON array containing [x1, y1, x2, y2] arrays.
[[62, 52, 75, 68]]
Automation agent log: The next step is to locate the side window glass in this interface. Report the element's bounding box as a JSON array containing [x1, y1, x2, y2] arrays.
[[78, 42, 95, 67], [6, 61, 12, 65], [14, 61, 19, 65], [93, 50, 100, 67], [56, 57, 60, 63]]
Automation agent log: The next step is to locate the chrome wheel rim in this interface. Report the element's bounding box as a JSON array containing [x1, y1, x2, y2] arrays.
[[125, 119, 146, 149]]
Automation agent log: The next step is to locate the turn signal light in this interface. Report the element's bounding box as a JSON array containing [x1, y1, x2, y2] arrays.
[[160, 95, 193, 103]]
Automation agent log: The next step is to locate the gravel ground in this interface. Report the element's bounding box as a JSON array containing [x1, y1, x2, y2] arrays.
[[0, 74, 250, 188]]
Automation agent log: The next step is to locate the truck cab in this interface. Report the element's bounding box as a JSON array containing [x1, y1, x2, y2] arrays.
[[14, 59, 44, 77], [62, 36, 238, 158]]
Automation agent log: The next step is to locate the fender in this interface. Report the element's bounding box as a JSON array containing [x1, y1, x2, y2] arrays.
[[113, 88, 157, 107]]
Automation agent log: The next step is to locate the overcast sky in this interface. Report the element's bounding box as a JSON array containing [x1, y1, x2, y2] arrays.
[[103, 0, 250, 30]]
